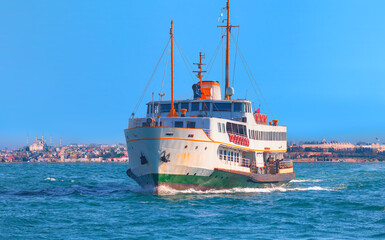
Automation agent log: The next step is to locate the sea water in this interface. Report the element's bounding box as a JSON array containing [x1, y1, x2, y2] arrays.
[[0, 162, 384, 239]]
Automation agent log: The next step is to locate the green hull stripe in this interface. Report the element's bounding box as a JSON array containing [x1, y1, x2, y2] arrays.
[[150, 170, 283, 188]]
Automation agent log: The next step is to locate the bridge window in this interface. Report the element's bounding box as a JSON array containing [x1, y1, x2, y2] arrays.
[[160, 104, 171, 113], [202, 102, 211, 111], [191, 102, 200, 111], [218, 123, 222, 132], [181, 102, 189, 111], [246, 103, 252, 113], [233, 103, 243, 112], [213, 102, 231, 112]]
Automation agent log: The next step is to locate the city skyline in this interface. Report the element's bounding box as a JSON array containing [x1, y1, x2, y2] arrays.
[[1, 0, 385, 148]]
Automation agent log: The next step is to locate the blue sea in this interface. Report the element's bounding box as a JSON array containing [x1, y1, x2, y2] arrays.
[[0, 162, 384, 239]]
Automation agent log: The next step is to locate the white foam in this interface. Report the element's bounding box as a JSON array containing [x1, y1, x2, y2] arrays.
[[156, 185, 333, 195], [291, 179, 323, 183], [44, 177, 56, 181], [288, 186, 333, 191]]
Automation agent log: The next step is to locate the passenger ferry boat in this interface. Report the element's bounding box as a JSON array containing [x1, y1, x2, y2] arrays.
[[124, 0, 295, 194]]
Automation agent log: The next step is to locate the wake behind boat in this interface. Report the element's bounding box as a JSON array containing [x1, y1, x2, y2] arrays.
[[124, 0, 294, 194]]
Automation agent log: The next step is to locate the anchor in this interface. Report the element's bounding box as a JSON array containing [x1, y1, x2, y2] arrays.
[[160, 151, 170, 163]]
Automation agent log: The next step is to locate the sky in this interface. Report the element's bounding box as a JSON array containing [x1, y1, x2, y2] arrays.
[[1, 0, 385, 149]]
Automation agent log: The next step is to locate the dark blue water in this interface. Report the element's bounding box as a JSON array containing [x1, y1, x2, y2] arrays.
[[0, 163, 384, 239]]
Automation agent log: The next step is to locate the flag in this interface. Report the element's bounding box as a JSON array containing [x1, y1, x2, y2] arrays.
[[256, 107, 260, 114]]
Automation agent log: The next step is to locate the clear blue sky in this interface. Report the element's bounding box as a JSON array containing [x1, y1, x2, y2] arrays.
[[1, 0, 385, 149]]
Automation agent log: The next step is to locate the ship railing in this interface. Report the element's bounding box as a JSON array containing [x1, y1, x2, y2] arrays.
[[279, 160, 293, 169]]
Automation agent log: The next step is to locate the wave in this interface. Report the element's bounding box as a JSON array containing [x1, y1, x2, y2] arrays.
[[155, 185, 333, 195], [44, 177, 57, 181], [290, 179, 323, 183]]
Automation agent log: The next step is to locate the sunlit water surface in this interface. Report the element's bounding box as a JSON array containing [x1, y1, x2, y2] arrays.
[[0, 163, 384, 239]]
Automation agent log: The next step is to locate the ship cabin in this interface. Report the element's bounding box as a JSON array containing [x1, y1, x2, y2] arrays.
[[129, 80, 287, 150], [128, 80, 289, 174]]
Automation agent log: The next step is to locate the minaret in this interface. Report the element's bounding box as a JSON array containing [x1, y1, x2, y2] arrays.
[[42, 135, 44, 143], [50, 136, 52, 146], [60, 138, 62, 147], [27, 136, 29, 146]]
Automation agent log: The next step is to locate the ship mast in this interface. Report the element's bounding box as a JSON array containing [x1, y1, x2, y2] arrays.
[[225, 0, 230, 100], [167, 20, 179, 117], [219, 0, 237, 100], [193, 52, 206, 99]]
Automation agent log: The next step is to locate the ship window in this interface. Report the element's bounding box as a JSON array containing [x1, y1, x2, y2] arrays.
[[147, 104, 150, 114], [160, 104, 171, 112], [223, 150, 227, 160], [226, 122, 232, 133], [191, 102, 200, 111], [202, 102, 211, 111], [239, 125, 246, 136], [174, 121, 183, 128], [213, 103, 231, 111], [234, 103, 245, 112], [222, 123, 225, 133], [181, 102, 189, 111], [218, 123, 222, 132], [246, 103, 252, 113], [187, 121, 196, 128]]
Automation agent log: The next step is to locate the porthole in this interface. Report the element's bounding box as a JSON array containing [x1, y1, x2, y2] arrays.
[[205, 147, 207, 150], [195, 146, 198, 150], [184, 145, 188, 149], [186, 173, 189, 175]]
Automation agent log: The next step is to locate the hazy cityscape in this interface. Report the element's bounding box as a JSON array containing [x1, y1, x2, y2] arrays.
[[2, 137, 384, 163], [0, 137, 128, 163]]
